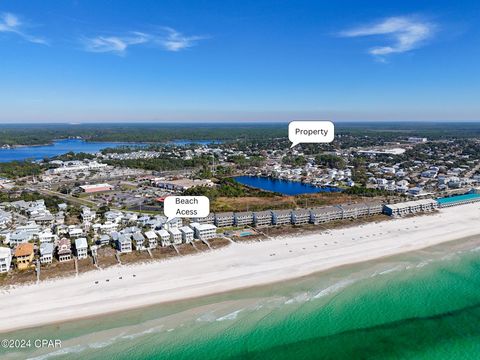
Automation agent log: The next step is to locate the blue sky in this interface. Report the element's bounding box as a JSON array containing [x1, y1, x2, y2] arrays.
[[0, 0, 479, 122]]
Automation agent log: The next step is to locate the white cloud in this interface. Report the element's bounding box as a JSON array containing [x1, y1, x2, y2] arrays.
[[340, 16, 435, 60], [155, 27, 204, 52], [0, 12, 48, 45], [83, 32, 150, 54], [83, 28, 204, 55]]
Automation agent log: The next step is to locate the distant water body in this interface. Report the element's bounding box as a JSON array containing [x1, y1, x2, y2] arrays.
[[234, 175, 342, 195], [0, 139, 220, 162], [0, 139, 139, 163], [4, 236, 480, 360]]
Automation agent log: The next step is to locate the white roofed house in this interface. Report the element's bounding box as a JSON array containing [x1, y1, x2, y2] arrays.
[[30, 211, 55, 226], [164, 217, 182, 230], [57, 238, 72, 262], [291, 209, 310, 225], [68, 226, 83, 238], [234, 212, 254, 226], [0, 247, 12, 273], [132, 232, 146, 251], [97, 234, 111, 246], [214, 212, 235, 228], [39, 242, 54, 264], [81, 207, 96, 222], [189, 222, 217, 241], [100, 221, 117, 234], [37, 229, 57, 243], [309, 206, 343, 224], [156, 229, 171, 247], [271, 210, 292, 226], [144, 230, 158, 249], [253, 211, 272, 227], [7, 230, 33, 247], [179, 226, 194, 243], [117, 234, 132, 253], [168, 228, 183, 245], [75, 238, 89, 259], [105, 210, 123, 224]]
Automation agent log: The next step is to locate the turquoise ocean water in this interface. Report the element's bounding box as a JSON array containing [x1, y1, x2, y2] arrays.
[[2, 236, 480, 360]]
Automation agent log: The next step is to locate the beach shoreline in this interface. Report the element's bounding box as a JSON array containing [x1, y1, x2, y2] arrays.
[[1, 203, 479, 333]]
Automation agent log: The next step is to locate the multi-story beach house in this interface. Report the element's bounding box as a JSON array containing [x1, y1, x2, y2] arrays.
[[234, 211, 254, 226], [57, 238, 72, 262], [81, 207, 96, 222], [37, 229, 56, 243], [253, 211, 272, 227], [190, 222, 217, 241], [179, 226, 194, 243], [68, 226, 83, 238], [164, 217, 182, 230], [144, 230, 158, 248], [117, 234, 132, 253], [8, 230, 33, 246], [75, 238, 89, 259], [214, 212, 235, 227], [309, 206, 343, 224], [98, 234, 111, 246], [291, 209, 310, 225], [156, 229, 171, 247], [132, 232, 146, 250], [15, 243, 34, 270], [168, 228, 183, 245], [271, 210, 292, 226], [0, 247, 12, 273], [40, 242, 54, 264]]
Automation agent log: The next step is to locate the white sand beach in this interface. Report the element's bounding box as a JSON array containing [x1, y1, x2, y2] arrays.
[[1, 203, 479, 333]]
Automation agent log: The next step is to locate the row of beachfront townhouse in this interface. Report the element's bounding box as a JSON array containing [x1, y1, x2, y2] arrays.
[[114, 222, 216, 253], [191, 203, 384, 229], [383, 199, 438, 217]]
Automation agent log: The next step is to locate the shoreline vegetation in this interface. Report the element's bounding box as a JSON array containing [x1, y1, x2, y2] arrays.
[[0, 202, 478, 333]]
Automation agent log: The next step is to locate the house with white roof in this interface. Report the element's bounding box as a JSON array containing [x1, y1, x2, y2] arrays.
[[164, 217, 182, 230], [117, 234, 132, 253], [144, 230, 158, 248], [75, 238, 88, 259], [37, 229, 57, 243], [7, 230, 33, 246], [68, 226, 83, 238], [156, 229, 171, 246], [0, 247, 12, 273], [132, 232, 146, 250], [179, 226, 194, 243], [189, 222, 217, 241], [81, 207, 96, 222], [40, 242, 54, 264], [168, 228, 182, 245]]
